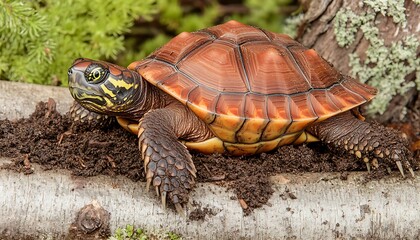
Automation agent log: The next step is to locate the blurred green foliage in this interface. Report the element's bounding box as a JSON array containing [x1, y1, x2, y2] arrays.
[[0, 0, 297, 85], [227, 0, 293, 31], [0, 0, 155, 85]]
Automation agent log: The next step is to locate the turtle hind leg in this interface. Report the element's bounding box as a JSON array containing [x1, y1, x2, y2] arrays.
[[307, 110, 416, 177], [59, 101, 114, 143]]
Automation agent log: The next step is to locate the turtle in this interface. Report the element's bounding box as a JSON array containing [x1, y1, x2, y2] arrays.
[[68, 20, 415, 213]]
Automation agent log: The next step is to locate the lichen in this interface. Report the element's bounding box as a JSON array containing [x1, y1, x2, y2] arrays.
[[282, 13, 304, 38], [334, 8, 373, 48], [363, 0, 407, 25], [349, 36, 419, 114], [333, 0, 419, 115]]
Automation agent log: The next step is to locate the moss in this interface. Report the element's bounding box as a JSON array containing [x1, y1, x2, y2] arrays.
[[109, 225, 183, 240], [333, 0, 419, 115], [109, 225, 148, 240]]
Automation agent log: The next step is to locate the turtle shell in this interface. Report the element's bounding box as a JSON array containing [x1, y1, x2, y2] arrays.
[[128, 20, 376, 145]]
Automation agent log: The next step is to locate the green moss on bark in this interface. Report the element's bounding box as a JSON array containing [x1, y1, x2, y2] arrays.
[[109, 224, 182, 240]]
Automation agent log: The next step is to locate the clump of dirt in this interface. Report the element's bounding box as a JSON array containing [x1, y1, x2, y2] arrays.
[[188, 201, 219, 221], [0, 99, 418, 216]]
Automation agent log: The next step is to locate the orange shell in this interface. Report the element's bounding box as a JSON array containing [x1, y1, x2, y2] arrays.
[[129, 20, 377, 144]]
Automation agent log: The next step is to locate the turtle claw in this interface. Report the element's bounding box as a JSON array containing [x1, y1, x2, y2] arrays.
[[365, 162, 371, 173], [161, 191, 167, 209], [155, 186, 160, 197], [175, 203, 186, 218], [396, 161, 405, 178], [408, 167, 415, 178], [146, 178, 152, 192]]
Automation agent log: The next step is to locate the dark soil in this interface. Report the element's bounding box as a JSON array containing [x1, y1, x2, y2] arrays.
[[1, 99, 419, 217]]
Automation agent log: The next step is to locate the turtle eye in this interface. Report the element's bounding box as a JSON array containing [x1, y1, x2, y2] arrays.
[[85, 63, 108, 83]]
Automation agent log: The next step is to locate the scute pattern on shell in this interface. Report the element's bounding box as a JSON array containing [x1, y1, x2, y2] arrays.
[[128, 20, 377, 144]]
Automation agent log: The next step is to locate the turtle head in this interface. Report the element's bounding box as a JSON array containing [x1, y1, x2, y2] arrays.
[[68, 58, 141, 116]]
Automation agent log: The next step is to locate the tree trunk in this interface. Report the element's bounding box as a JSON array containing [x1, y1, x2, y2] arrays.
[[1, 80, 420, 239], [297, 0, 420, 122]]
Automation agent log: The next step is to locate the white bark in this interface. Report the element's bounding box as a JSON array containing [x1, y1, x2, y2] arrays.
[[1, 80, 419, 239], [0, 81, 74, 120], [1, 159, 420, 239]]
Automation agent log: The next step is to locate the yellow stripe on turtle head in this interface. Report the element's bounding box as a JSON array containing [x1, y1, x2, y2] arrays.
[[100, 84, 116, 98], [103, 97, 115, 109], [108, 77, 134, 90], [78, 92, 104, 102]]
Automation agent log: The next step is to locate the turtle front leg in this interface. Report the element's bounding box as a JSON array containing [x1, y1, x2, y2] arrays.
[[70, 101, 114, 128], [307, 111, 416, 177], [137, 104, 212, 213], [60, 101, 114, 143]]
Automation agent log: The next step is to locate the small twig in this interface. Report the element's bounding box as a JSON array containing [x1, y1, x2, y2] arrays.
[[199, 159, 212, 175], [208, 174, 226, 181], [57, 130, 72, 145], [76, 156, 86, 168], [106, 155, 116, 168], [22, 154, 34, 175], [202, 162, 211, 174], [23, 154, 31, 169], [45, 98, 56, 119], [199, 159, 226, 181], [238, 198, 248, 210]]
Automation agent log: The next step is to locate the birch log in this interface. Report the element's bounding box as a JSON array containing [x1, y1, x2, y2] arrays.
[[1, 80, 420, 239]]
